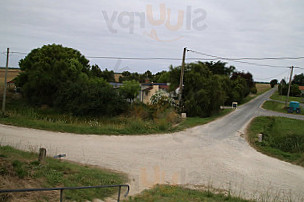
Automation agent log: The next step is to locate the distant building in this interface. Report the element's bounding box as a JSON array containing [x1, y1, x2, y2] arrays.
[[114, 73, 123, 82], [109, 81, 171, 104], [139, 83, 169, 104], [299, 86, 304, 96]]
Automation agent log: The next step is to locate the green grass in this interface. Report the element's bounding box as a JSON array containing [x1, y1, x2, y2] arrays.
[[0, 145, 127, 201], [126, 185, 251, 202], [247, 116, 304, 167], [262, 100, 304, 115], [0, 99, 233, 135], [270, 91, 304, 103]]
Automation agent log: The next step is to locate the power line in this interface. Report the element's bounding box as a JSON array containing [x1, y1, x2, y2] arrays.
[[255, 69, 290, 80], [4, 49, 304, 70], [187, 49, 289, 68], [187, 49, 304, 61]]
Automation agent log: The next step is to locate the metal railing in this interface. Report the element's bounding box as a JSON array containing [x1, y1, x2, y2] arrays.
[[0, 184, 129, 202]]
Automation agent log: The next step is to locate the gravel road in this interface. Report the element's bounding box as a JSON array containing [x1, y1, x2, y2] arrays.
[[1, 88, 304, 201]]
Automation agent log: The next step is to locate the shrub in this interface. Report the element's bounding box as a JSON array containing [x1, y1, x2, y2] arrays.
[[250, 86, 257, 94], [54, 78, 127, 116], [150, 91, 176, 108]]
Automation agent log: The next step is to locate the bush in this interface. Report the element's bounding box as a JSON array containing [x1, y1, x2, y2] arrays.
[[54, 78, 127, 116], [150, 91, 176, 108], [278, 83, 301, 97], [250, 86, 257, 94], [270, 79, 278, 88]]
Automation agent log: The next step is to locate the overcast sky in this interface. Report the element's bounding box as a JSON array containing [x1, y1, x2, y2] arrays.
[[1, 0, 304, 82]]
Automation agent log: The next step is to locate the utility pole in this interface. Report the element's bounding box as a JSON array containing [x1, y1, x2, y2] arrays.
[[285, 66, 294, 108], [178, 47, 187, 111], [2, 48, 9, 114]]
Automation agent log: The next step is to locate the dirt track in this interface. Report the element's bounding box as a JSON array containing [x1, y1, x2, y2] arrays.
[[1, 88, 304, 201]]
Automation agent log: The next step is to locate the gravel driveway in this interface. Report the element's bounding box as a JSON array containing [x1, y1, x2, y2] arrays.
[[1, 88, 304, 201]]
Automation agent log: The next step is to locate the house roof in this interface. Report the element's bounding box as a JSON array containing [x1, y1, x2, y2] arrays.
[[299, 86, 304, 91]]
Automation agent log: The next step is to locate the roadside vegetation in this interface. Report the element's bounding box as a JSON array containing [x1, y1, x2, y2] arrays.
[[240, 83, 271, 104], [262, 100, 304, 115], [0, 97, 233, 135], [247, 116, 304, 167], [0, 44, 261, 134], [125, 185, 251, 202], [270, 91, 304, 103], [0, 145, 127, 201]]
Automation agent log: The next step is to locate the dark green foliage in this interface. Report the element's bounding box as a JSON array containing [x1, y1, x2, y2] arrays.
[[16, 44, 90, 106], [292, 73, 304, 86], [231, 72, 254, 88], [270, 79, 278, 88], [152, 70, 170, 83], [278, 83, 301, 97], [250, 86, 257, 94], [119, 80, 141, 102], [181, 63, 225, 117], [119, 70, 153, 83], [54, 78, 127, 116], [91, 65, 115, 82], [15, 44, 127, 117], [204, 61, 235, 76], [166, 62, 253, 117]]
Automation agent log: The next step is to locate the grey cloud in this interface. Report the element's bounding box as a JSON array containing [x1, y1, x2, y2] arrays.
[[0, 0, 303, 81]]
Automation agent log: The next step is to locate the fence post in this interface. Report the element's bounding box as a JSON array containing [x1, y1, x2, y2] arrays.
[[38, 148, 46, 162], [60, 189, 63, 202], [117, 185, 121, 202]]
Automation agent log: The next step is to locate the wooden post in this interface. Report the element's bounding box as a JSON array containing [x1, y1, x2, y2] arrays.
[[178, 47, 187, 111], [285, 66, 294, 108], [2, 48, 9, 114], [38, 148, 47, 162]]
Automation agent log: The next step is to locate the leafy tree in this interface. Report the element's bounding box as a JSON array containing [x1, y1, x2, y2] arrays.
[[16, 44, 90, 106], [203, 61, 235, 76], [153, 71, 169, 83], [91, 64, 103, 77], [293, 73, 304, 86], [278, 83, 301, 97], [181, 62, 225, 117], [91, 65, 115, 82], [119, 80, 141, 102], [270, 79, 278, 88], [143, 70, 153, 82], [231, 72, 255, 89]]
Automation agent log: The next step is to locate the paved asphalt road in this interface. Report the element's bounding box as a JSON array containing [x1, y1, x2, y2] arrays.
[[1, 88, 304, 201]]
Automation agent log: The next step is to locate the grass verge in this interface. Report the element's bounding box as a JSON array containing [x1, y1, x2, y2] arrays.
[[0, 99, 233, 135], [270, 91, 304, 103], [125, 185, 251, 202], [247, 116, 304, 167], [0, 145, 127, 201], [262, 100, 304, 115]]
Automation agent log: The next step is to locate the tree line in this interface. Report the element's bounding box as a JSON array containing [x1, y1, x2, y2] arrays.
[[271, 73, 304, 97], [15, 44, 256, 118]]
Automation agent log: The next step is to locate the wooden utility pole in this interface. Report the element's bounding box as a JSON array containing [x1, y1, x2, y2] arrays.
[[178, 47, 187, 110], [2, 48, 9, 114], [285, 66, 294, 108]]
